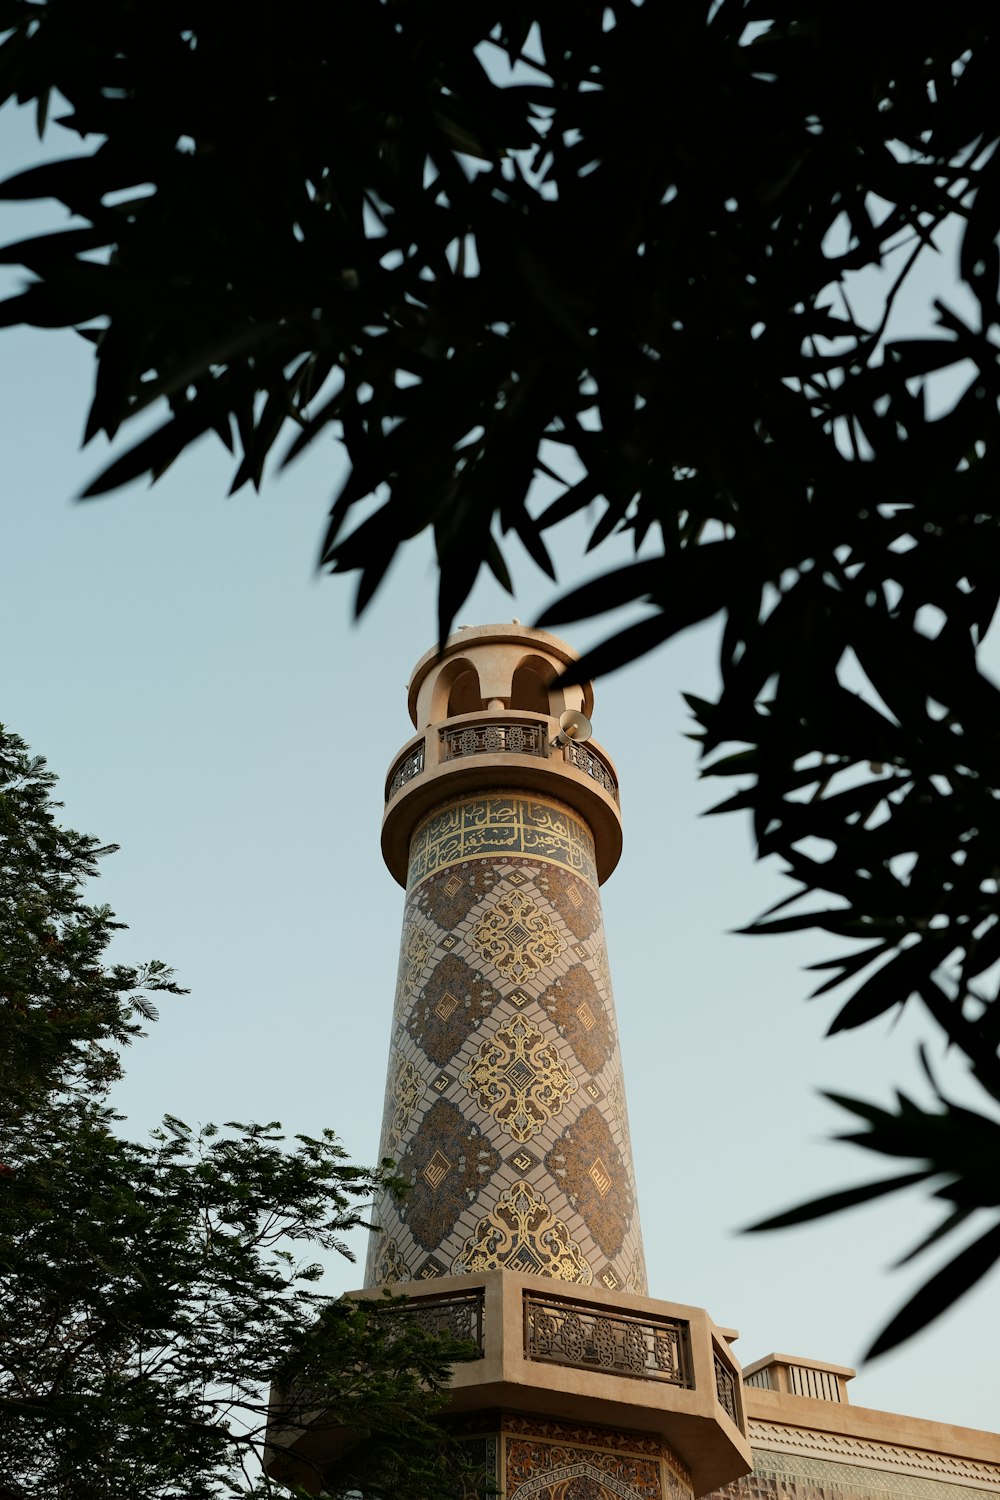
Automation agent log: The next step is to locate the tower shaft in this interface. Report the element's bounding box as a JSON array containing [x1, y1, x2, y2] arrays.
[[366, 785, 645, 1291], [365, 623, 643, 1291]]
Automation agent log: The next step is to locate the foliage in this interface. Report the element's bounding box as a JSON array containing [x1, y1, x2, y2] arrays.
[[0, 1, 999, 1353], [0, 725, 179, 1121], [0, 726, 479, 1498]]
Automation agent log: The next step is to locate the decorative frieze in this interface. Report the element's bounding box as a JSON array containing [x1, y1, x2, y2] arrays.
[[747, 1423, 1000, 1492]]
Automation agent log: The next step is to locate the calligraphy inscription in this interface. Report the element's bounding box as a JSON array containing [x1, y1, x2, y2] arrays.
[[408, 796, 598, 891]]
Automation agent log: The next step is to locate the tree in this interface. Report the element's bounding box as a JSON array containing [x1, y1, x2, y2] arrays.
[[0, 0, 998, 1354], [0, 725, 479, 1499]]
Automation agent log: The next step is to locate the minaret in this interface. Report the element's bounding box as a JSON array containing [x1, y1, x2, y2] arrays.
[[366, 623, 645, 1292], [269, 624, 751, 1500]]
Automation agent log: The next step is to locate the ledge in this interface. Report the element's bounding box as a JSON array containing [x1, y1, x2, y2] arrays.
[[267, 1271, 752, 1498], [381, 713, 624, 887]]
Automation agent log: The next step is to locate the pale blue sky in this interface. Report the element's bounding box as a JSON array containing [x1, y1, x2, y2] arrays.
[[1, 99, 996, 1434]]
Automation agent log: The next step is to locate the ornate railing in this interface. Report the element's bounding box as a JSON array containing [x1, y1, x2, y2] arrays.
[[563, 741, 619, 803], [380, 1290, 485, 1357], [439, 719, 548, 762], [386, 741, 425, 802], [385, 719, 620, 806], [524, 1293, 691, 1386], [714, 1350, 739, 1424]]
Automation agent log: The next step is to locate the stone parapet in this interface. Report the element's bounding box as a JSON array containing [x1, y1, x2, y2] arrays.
[[267, 1271, 753, 1498]]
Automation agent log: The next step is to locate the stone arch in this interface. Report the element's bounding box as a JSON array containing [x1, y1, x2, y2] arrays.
[[510, 1461, 652, 1500], [447, 664, 482, 716], [424, 657, 482, 723], [511, 653, 558, 714]]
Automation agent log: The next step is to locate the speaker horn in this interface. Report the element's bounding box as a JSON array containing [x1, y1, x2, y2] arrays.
[[551, 709, 593, 749]]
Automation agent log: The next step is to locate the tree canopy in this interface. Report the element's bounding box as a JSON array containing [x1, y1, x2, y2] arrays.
[[0, 725, 478, 1499], [1, 0, 999, 1354]]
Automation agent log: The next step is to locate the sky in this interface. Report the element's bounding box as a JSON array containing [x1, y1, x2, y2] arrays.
[[1, 99, 997, 1437]]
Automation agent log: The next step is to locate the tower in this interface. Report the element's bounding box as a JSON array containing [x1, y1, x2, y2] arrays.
[[267, 623, 749, 1496], [359, 624, 750, 1498], [366, 622, 644, 1292]]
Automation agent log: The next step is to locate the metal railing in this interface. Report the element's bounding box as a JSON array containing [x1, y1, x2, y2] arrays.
[[563, 740, 619, 803], [439, 719, 548, 763], [386, 741, 425, 802], [384, 717, 620, 806], [788, 1363, 843, 1402], [524, 1292, 691, 1386], [714, 1349, 740, 1424], [379, 1289, 485, 1357]]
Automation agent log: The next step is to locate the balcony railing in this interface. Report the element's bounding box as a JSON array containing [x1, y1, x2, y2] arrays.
[[386, 741, 425, 802], [563, 741, 619, 803], [714, 1349, 740, 1424], [524, 1292, 691, 1386], [378, 1289, 485, 1357], [384, 717, 620, 805], [440, 719, 548, 762]]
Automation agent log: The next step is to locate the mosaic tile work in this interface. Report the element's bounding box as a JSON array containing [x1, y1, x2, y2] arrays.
[[364, 791, 645, 1290], [455, 1178, 592, 1281], [541, 966, 614, 1076], [370, 1235, 409, 1285], [503, 1415, 692, 1500], [535, 865, 602, 941], [408, 796, 599, 888], [415, 861, 504, 929], [407, 953, 498, 1066], [442, 1415, 690, 1500], [395, 1099, 501, 1251], [470, 888, 566, 981], [461, 1015, 578, 1142], [546, 1105, 634, 1261]]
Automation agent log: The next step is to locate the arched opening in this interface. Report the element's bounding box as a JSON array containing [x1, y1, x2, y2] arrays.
[[511, 655, 555, 714], [423, 657, 482, 724], [446, 666, 483, 717]]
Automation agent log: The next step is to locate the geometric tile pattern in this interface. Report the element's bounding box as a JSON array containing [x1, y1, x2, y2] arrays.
[[397, 920, 435, 995], [507, 1439, 662, 1500], [406, 952, 498, 1065], [395, 1099, 501, 1251], [387, 1057, 423, 1150], [546, 1105, 635, 1261], [364, 791, 646, 1290], [470, 888, 566, 981], [540, 965, 615, 1075], [370, 1235, 409, 1285], [461, 1015, 577, 1142], [534, 864, 602, 941], [415, 859, 504, 929], [454, 1178, 592, 1281]]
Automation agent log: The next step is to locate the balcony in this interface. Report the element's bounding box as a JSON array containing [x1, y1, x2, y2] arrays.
[[267, 1271, 751, 1497], [386, 715, 619, 807], [381, 713, 624, 886]]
